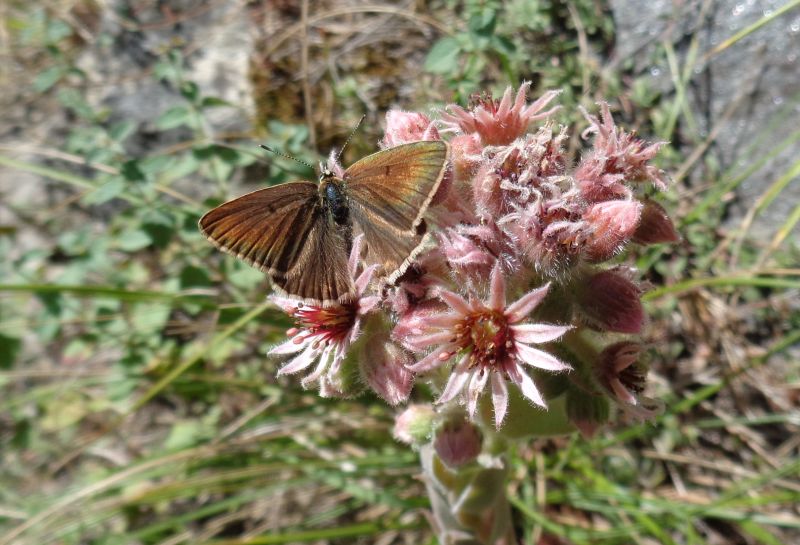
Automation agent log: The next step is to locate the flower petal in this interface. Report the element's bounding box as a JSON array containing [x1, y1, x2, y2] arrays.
[[407, 346, 453, 373], [278, 346, 318, 375], [488, 262, 506, 310], [424, 312, 462, 328], [437, 358, 471, 404], [406, 330, 456, 349], [357, 295, 380, 315], [515, 343, 572, 372], [355, 265, 379, 295], [437, 288, 472, 316], [348, 234, 364, 277], [467, 368, 489, 417], [269, 336, 307, 356], [610, 377, 637, 405], [301, 347, 332, 384], [491, 373, 509, 428], [511, 323, 572, 344], [512, 368, 547, 408], [506, 283, 551, 322]]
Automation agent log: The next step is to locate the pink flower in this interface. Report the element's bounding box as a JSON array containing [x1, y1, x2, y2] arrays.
[[576, 102, 668, 202], [385, 251, 450, 315], [441, 82, 561, 146], [381, 110, 441, 148], [500, 194, 587, 278], [449, 133, 483, 186], [401, 264, 572, 428], [438, 227, 497, 281], [473, 126, 570, 217], [268, 236, 379, 388]]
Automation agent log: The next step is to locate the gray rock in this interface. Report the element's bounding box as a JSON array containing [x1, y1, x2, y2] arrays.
[[611, 0, 800, 241], [77, 0, 255, 136]]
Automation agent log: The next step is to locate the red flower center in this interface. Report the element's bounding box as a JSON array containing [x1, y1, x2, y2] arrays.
[[454, 309, 511, 370], [291, 303, 357, 347]]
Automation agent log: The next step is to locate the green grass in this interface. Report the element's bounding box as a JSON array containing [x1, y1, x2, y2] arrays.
[[1, 1, 799, 544]]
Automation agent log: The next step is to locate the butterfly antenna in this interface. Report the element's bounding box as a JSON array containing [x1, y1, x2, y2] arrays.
[[335, 114, 366, 163], [260, 145, 315, 171]]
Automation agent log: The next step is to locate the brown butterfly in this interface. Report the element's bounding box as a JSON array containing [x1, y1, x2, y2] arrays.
[[199, 140, 449, 305]]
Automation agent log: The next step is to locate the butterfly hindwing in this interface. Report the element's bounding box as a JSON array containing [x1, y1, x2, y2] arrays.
[[272, 210, 354, 303]]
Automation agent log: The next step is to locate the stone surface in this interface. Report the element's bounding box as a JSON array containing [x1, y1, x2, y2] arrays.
[[611, 0, 800, 240]]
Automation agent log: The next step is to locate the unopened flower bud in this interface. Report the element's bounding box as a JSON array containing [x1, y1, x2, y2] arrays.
[[360, 336, 414, 406], [583, 199, 642, 262], [577, 269, 644, 334], [434, 417, 482, 468], [632, 200, 680, 245], [393, 404, 436, 445], [381, 110, 440, 148]]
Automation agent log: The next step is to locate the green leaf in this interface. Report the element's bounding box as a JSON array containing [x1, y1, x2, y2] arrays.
[[180, 81, 199, 103], [116, 230, 152, 252], [57, 88, 95, 120], [156, 105, 192, 130], [120, 160, 146, 183], [0, 333, 22, 368], [200, 96, 233, 108], [82, 177, 125, 205], [109, 120, 137, 142], [138, 155, 173, 177], [131, 303, 171, 332], [161, 152, 200, 182], [179, 265, 212, 289], [33, 66, 64, 92], [468, 7, 497, 35], [424, 37, 462, 74], [45, 17, 72, 44]]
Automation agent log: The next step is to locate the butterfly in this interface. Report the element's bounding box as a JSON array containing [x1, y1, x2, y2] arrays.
[[199, 140, 449, 305]]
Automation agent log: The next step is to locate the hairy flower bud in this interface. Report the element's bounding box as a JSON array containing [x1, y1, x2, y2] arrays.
[[577, 269, 644, 334], [393, 404, 436, 445], [582, 199, 643, 262], [360, 334, 414, 406], [434, 417, 483, 468], [632, 199, 680, 245], [381, 110, 440, 148]]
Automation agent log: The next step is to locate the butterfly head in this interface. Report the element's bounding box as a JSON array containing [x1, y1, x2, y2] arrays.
[[318, 161, 332, 180]]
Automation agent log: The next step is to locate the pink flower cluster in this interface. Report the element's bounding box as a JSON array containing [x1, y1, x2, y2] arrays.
[[269, 83, 678, 435]]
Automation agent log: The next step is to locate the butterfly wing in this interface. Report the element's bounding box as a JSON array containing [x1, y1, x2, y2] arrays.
[[199, 182, 354, 304], [344, 141, 448, 280]]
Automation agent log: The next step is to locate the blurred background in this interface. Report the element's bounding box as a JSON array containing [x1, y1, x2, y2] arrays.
[[1, 1, 798, 544]]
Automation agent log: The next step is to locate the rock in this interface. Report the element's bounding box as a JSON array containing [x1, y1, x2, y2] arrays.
[[611, 0, 800, 240]]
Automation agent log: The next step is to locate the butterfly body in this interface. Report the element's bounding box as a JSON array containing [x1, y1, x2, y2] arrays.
[[200, 140, 449, 306], [320, 174, 350, 226]]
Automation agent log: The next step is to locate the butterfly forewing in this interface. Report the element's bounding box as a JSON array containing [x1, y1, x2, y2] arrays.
[[199, 182, 354, 304], [345, 141, 449, 234]]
